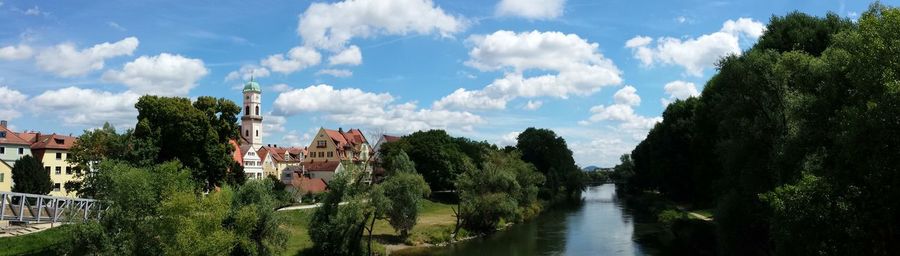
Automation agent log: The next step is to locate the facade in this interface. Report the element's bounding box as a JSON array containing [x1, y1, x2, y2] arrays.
[[259, 145, 305, 178], [303, 161, 343, 182], [0, 121, 33, 167], [0, 161, 11, 192], [241, 144, 263, 180], [29, 134, 79, 197], [305, 128, 372, 164]]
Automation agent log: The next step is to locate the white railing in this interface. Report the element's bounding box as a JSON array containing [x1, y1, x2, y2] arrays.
[[0, 191, 106, 223]]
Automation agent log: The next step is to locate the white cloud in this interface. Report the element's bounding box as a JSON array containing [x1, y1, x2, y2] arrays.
[[108, 22, 127, 32], [625, 18, 764, 76], [496, 0, 565, 20], [613, 85, 640, 106], [581, 86, 661, 139], [0, 86, 27, 120], [676, 16, 687, 23], [280, 130, 309, 147], [30, 87, 140, 128], [274, 84, 482, 133], [36, 37, 139, 77], [316, 69, 353, 78], [0, 44, 34, 60], [328, 45, 362, 66], [297, 0, 467, 51], [263, 113, 287, 133], [660, 80, 699, 105], [225, 65, 270, 81], [523, 100, 542, 110], [102, 53, 208, 96], [499, 131, 520, 146], [435, 30, 622, 110], [261, 46, 321, 74], [23, 6, 44, 16], [270, 83, 292, 93]]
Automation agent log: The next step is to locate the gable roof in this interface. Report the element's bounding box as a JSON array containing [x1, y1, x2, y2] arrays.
[[30, 134, 76, 150], [228, 139, 243, 165], [305, 161, 341, 172], [0, 126, 31, 145], [292, 176, 327, 193], [259, 145, 305, 163], [382, 135, 401, 143]]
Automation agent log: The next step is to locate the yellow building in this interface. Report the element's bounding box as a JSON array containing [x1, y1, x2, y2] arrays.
[[305, 127, 371, 164], [28, 134, 79, 197], [258, 145, 305, 178], [0, 161, 12, 192]]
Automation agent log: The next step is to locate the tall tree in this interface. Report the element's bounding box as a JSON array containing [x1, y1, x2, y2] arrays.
[[515, 128, 584, 201], [11, 155, 51, 195], [380, 151, 431, 238], [379, 130, 476, 191]]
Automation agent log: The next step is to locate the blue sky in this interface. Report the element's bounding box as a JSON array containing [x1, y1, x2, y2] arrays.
[[0, 0, 883, 167]]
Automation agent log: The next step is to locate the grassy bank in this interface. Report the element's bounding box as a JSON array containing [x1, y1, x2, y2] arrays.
[[0, 225, 73, 256], [278, 199, 457, 255]]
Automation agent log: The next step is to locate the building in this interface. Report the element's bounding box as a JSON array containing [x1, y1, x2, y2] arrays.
[[258, 145, 305, 179], [239, 78, 265, 179], [28, 133, 79, 197], [0, 120, 33, 167], [305, 128, 371, 164], [0, 161, 11, 192]]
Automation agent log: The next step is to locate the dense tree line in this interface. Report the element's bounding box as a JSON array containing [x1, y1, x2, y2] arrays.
[[620, 5, 900, 255]]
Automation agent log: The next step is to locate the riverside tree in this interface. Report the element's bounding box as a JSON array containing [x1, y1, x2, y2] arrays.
[[514, 127, 585, 202], [380, 151, 431, 238], [11, 155, 51, 195]]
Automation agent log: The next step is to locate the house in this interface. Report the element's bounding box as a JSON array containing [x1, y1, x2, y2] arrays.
[[303, 161, 343, 182], [258, 145, 305, 179], [28, 133, 79, 197], [305, 127, 372, 164], [240, 143, 263, 180], [0, 161, 11, 192], [0, 120, 33, 167], [370, 134, 402, 183]]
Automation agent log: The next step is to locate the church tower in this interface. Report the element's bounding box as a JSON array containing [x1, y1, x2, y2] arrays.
[[241, 77, 263, 149]]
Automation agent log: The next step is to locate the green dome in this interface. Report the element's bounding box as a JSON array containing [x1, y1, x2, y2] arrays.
[[243, 79, 261, 93]]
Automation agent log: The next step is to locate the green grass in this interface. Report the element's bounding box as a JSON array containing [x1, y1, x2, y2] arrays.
[[691, 209, 714, 219], [277, 209, 315, 256], [0, 225, 73, 256]]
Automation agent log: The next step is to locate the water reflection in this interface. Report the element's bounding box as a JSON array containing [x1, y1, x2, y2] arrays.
[[396, 184, 654, 256]]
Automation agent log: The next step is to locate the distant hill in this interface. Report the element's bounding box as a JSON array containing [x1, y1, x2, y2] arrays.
[[582, 166, 601, 172]]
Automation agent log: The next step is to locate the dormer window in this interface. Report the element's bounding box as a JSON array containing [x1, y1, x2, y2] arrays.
[[54, 138, 64, 144], [0, 131, 5, 138]]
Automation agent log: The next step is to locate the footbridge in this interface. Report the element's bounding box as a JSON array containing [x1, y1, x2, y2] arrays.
[[0, 191, 106, 224]]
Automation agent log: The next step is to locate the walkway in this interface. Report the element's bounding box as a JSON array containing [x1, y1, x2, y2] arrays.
[[276, 202, 347, 212]]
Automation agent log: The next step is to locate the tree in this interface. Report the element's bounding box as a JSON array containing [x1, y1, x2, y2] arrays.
[[308, 167, 371, 255], [515, 128, 584, 202], [133, 95, 241, 190], [379, 130, 477, 191], [456, 151, 544, 234], [11, 155, 51, 195], [380, 151, 431, 238]]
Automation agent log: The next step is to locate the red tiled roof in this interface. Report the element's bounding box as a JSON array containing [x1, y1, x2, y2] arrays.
[[305, 161, 340, 172], [0, 126, 31, 145], [259, 146, 304, 163], [382, 135, 401, 143], [15, 132, 37, 143], [30, 134, 76, 150], [229, 139, 243, 165], [324, 129, 350, 149], [292, 176, 327, 193]]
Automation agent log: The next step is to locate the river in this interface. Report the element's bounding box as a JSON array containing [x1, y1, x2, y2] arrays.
[[395, 184, 659, 256]]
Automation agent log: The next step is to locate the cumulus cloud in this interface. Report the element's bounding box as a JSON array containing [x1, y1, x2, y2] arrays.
[[0, 86, 27, 120], [263, 113, 287, 133], [625, 18, 764, 76], [297, 0, 467, 51], [660, 80, 699, 105], [30, 87, 140, 128], [270, 83, 292, 93], [328, 45, 362, 66], [581, 86, 661, 139], [496, 0, 565, 20], [435, 30, 622, 110], [316, 69, 353, 78], [261, 46, 321, 74], [225, 65, 270, 81], [36, 37, 139, 77], [0, 44, 34, 60], [499, 131, 520, 146], [523, 100, 542, 110], [273, 84, 482, 133], [102, 53, 208, 96]]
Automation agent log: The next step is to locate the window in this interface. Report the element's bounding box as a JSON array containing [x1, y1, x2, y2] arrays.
[[45, 166, 51, 173], [255, 106, 259, 115], [55, 167, 61, 175], [318, 152, 324, 158], [245, 106, 250, 115], [317, 140, 326, 148], [53, 183, 61, 192], [256, 130, 258, 137], [0, 147, 4, 154], [54, 138, 64, 144], [56, 152, 62, 160], [245, 130, 249, 137], [0, 131, 5, 138], [66, 167, 73, 175], [18, 148, 23, 155], [0, 173, 4, 182], [327, 152, 333, 158]]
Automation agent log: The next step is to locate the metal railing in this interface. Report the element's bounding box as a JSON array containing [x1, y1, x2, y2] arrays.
[[0, 191, 106, 223]]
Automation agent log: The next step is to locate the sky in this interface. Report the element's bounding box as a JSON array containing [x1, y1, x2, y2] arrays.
[[0, 0, 885, 167]]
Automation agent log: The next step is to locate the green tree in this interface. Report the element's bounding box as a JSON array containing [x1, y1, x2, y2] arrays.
[[308, 167, 371, 255], [456, 151, 544, 234], [379, 130, 477, 191], [11, 155, 51, 195], [381, 151, 431, 238], [515, 127, 584, 202]]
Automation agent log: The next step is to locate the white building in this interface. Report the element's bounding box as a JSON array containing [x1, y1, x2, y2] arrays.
[[240, 78, 264, 179]]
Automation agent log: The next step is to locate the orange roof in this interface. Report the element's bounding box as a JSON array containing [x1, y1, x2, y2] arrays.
[[305, 161, 341, 172], [0, 126, 31, 145], [30, 134, 76, 150], [382, 135, 401, 143], [292, 176, 327, 193], [228, 139, 243, 165], [259, 145, 305, 163]]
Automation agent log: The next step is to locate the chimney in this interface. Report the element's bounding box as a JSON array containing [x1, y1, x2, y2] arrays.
[[0, 120, 6, 128], [275, 144, 278, 148], [338, 127, 343, 133]]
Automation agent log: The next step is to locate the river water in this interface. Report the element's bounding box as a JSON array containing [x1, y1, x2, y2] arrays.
[[397, 184, 657, 255]]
